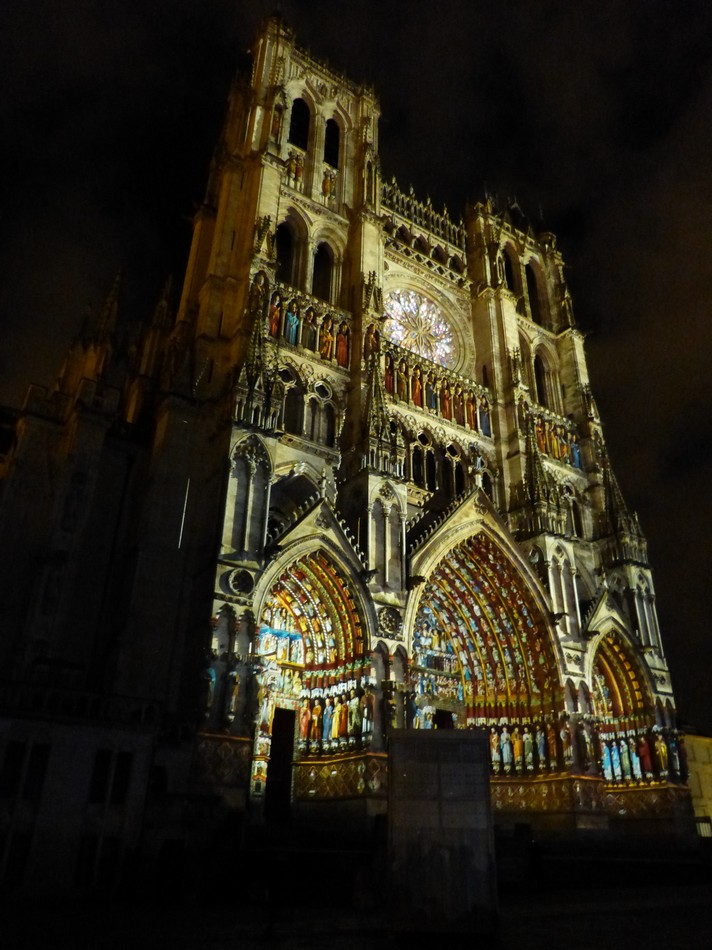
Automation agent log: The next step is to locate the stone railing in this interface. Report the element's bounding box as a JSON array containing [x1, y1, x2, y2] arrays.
[[381, 177, 466, 250]]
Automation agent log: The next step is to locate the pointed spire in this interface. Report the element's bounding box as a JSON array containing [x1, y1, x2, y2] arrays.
[[152, 276, 173, 330], [523, 416, 550, 507], [364, 352, 389, 441], [243, 301, 266, 393], [602, 454, 635, 535], [94, 269, 123, 344]]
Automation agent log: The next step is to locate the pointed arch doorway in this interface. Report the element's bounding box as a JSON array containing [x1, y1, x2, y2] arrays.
[[249, 549, 369, 810], [410, 532, 561, 730]]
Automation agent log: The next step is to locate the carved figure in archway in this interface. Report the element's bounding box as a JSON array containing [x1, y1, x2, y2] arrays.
[[384, 353, 395, 393], [638, 734, 653, 776], [348, 688, 363, 736], [536, 725, 546, 768], [322, 696, 334, 742], [363, 324, 379, 363], [654, 732, 669, 776], [523, 727, 534, 771], [453, 384, 465, 425], [285, 300, 300, 344], [310, 699, 323, 742], [299, 698, 311, 739], [512, 728, 524, 771], [303, 308, 318, 350], [440, 381, 452, 420], [490, 727, 501, 773], [319, 316, 334, 360], [411, 367, 423, 407], [479, 396, 491, 436], [269, 293, 282, 337], [336, 321, 350, 367], [500, 726, 513, 772], [466, 390, 477, 429], [629, 737, 642, 780]]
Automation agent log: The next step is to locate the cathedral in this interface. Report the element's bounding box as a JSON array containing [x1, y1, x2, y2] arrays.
[[0, 17, 692, 893]]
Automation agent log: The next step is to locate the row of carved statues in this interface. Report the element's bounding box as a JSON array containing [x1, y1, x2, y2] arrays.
[[516, 399, 584, 467], [382, 350, 492, 434], [297, 689, 376, 752], [268, 292, 351, 366], [486, 720, 686, 783]]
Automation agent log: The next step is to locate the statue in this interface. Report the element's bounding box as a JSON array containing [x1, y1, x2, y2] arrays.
[[601, 740, 613, 781], [536, 725, 546, 769], [512, 728, 524, 772], [523, 727, 534, 771], [629, 737, 642, 780], [654, 732, 669, 776], [466, 391, 477, 429], [285, 300, 300, 345], [319, 316, 334, 360], [268, 292, 282, 337], [490, 727, 501, 773], [348, 688, 363, 736], [500, 727, 513, 773], [560, 721, 573, 766], [397, 359, 408, 399], [479, 396, 491, 436], [302, 308, 318, 350], [363, 324, 379, 363], [453, 384, 465, 425], [310, 700, 323, 742], [322, 696, 334, 743], [336, 322, 350, 367], [411, 367, 423, 407], [361, 689, 374, 736], [619, 738, 632, 780], [547, 722, 558, 770], [299, 698, 311, 739], [440, 381, 451, 420], [384, 353, 395, 393], [638, 735, 653, 777]]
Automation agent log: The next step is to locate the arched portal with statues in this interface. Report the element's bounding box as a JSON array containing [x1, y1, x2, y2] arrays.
[[410, 532, 561, 725], [588, 630, 660, 784], [249, 548, 372, 804]]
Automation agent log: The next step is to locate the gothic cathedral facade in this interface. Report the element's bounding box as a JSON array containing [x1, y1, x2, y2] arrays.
[[0, 17, 690, 892]]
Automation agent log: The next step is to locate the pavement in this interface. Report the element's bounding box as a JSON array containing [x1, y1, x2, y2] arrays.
[[4, 879, 711, 950]]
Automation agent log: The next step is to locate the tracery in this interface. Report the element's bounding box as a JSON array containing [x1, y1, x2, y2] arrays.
[[384, 289, 455, 368]]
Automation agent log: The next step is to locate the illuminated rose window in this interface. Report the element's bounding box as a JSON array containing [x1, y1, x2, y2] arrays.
[[383, 289, 455, 368]]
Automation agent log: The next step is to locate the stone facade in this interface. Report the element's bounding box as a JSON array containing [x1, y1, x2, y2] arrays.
[[0, 17, 692, 894]]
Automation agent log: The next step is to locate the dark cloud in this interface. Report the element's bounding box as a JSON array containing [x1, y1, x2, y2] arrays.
[[1, 0, 711, 729]]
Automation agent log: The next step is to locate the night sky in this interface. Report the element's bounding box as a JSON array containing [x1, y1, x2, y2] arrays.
[[2, 1, 711, 732]]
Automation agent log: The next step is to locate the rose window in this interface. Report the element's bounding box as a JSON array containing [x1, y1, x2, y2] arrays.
[[383, 289, 455, 368]]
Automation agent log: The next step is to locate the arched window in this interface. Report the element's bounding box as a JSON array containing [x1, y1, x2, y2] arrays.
[[412, 433, 435, 491], [323, 403, 336, 447], [283, 387, 303, 436], [525, 264, 542, 325], [444, 443, 465, 498], [534, 354, 548, 408], [425, 449, 437, 492], [412, 445, 424, 487], [312, 242, 334, 302], [275, 223, 295, 286], [288, 98, 310, 151], [324, 118, 340, 167]]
